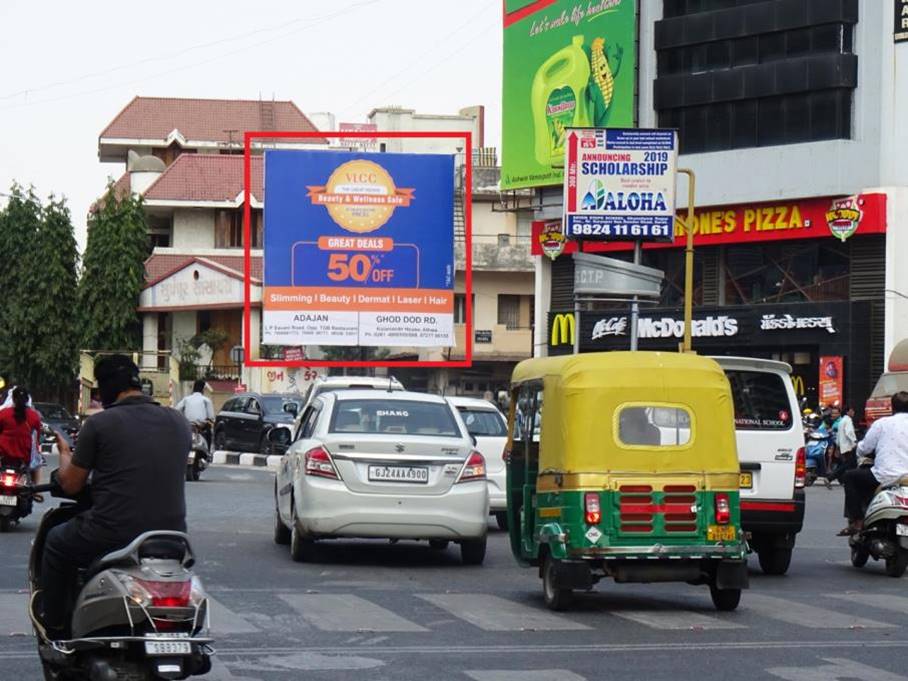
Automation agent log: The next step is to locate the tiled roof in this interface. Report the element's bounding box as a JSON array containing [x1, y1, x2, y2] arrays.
[[143, 155, 262, 203], [100, 96, 326, 144], [144, 254, 262, 286]]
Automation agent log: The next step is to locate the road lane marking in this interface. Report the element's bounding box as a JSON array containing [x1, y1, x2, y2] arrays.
[[467, 672, 587, 681], [417, 594, 590, 631], [0, 593, 30, 636], [610, 609, 745, 630], [207, 597, 261, 635], [767, 657, 908, 681], [279, 594, 427, 632], [833, 593, 908, 615], [744, 594, 895, 629]]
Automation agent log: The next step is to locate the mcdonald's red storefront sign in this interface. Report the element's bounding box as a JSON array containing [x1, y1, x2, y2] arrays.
[[531, 193, 887, 257]]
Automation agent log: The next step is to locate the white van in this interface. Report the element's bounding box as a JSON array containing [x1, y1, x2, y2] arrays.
[[712, 357, 806, 576]]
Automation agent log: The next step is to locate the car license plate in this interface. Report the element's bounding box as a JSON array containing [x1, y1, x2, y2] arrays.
[[368, 465, 429, 483], [739, 473, 753, 489], [0, 495, 16, 507], [144, 640, 192, 656], [897, 524, 908, 537], [708, 525, 737, 542]]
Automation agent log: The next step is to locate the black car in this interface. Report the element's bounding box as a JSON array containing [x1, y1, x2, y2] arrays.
[[33, 402, 81, 450], [213, 393, 301, 455]]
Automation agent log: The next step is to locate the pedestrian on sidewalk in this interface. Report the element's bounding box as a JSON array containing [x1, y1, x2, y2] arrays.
[[827, 406, 857, 486]]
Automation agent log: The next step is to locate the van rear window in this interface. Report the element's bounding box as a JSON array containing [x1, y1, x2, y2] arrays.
[[726, 370, 793, 431]]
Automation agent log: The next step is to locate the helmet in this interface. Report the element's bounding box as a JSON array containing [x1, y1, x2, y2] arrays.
[[802, 408, 813, 417]]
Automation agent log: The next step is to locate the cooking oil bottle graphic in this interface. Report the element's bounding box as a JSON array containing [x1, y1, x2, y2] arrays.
[[531, 35, 592, 167]]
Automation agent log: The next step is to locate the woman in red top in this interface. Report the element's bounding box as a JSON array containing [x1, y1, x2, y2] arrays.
[[0, 387, 43, 470]]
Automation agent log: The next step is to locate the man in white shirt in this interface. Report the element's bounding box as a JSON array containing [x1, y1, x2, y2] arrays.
[[840, 392, 908, 535], [827, 406, 858, 486], [176, 380, 215, 445]]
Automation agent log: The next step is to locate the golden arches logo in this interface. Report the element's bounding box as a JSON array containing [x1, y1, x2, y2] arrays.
[[791, 375, 805, 397], [550, 313, 576, 346]]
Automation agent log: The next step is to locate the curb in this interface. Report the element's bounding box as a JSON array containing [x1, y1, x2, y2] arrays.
[[212, 451, 282, 469]]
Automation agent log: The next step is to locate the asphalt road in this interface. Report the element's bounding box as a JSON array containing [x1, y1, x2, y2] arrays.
[[1, 467, 906, 681]]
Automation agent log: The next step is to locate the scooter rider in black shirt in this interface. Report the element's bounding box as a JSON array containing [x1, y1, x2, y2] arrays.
[[40, 355, 190, 639]]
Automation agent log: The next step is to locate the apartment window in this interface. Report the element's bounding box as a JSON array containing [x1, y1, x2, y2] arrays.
[[498, 295, 521, 329], [454, 294, 474, 324], [216, 209, 262, 248]]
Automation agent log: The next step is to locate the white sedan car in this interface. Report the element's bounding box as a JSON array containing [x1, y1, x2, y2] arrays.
[[446, 397, 509, 529], [272, 390, 489, 565]]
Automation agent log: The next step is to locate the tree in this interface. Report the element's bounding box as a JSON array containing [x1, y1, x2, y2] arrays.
[[0, 187, 79, 401], [0, 185, 43, 384], [78, 183, 149, 351], [319, 346, 390, 375]]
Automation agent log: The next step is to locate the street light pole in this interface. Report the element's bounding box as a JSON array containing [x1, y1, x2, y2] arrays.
[[678, 168, 697, 354]]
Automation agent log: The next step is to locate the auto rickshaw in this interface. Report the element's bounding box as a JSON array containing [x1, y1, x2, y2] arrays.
[[505, 351, 748, 611]]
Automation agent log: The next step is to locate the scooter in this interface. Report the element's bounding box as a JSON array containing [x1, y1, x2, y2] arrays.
[[849, 459, 908, 577], [0, 462, 33, 532], [187, 424, 210, 482], [25, 472, 214, 680], [804, 429, 830, 487]]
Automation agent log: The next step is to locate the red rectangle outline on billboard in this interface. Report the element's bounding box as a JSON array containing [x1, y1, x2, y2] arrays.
[[243, 130, 473, 369]]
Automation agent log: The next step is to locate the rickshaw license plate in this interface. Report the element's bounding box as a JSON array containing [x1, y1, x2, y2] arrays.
[[708, 525, 737, 542], [144, 640, 192, 656], [0, 495, 16, 507], [368, 465, 429, 483], [739, 473, 753, 489]]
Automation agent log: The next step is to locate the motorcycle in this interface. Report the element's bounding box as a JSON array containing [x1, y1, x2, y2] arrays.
[[25, 472, 214, 680], [187, 424, 210, 482], [0, 462, 33, 532], [849, 457, 908, 578], [803, 426, 831, 487]]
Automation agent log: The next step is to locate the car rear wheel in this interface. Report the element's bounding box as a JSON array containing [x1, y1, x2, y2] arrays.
[[710, 585, 741, 611], [290, 509, 315, 562], [460, 537, 486, 565], [885, 548, 908, 578], [542, 555, 573, 611], [757, 547, 792, 576], [494, 511, 509, 531]]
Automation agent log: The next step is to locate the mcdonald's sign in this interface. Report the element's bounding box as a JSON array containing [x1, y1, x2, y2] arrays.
[[550, 313, 576, 347], [791, 375, 805, 397]]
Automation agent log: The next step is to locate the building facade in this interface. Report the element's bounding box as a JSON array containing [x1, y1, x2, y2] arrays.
[[529, 0, 907, 414]]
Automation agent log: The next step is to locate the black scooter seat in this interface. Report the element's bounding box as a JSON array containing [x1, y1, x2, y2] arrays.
[[81, 532, 193, 582]]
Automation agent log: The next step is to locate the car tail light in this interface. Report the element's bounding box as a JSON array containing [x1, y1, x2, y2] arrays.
[[457, 452, 486, 483], [304, 446, 339, 480], [715, 493, 731, 525], [584, 492, 601, 525], [794, 446, 806, 489]]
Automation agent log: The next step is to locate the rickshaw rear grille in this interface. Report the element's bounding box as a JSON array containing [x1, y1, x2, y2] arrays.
[[616, 485, 701, 536], [620, 523, 654, 533], [619, 485, 653, 494]]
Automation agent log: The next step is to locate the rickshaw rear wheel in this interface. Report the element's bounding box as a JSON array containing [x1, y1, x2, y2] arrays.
[[542, 555, 574, 611], [709, 585, 741, 611]]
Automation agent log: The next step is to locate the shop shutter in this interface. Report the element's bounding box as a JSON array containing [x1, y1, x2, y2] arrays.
[[700, 248, 720, 306], [850, 236, 885, 381], [551, 256, 575, 311]]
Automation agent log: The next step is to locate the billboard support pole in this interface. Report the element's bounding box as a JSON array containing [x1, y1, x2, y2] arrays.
[[629, 241, 642, 351], [679, 168, 697, 353], [573, 299, 581, 355]]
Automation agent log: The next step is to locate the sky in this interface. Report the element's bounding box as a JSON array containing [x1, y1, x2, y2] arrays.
[[0, 0, 502, 250]]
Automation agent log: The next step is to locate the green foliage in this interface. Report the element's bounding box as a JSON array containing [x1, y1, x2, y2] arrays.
[[176, 338, 201, 382], [78, 182, 149, 351], [320, 346, 391, 362], [0, 185, 79, 400]]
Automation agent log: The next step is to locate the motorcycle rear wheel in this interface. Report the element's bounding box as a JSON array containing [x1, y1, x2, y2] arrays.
[[0, 517, 11, 533], [850, 544, 870, 568], [885, 548, 908, 578]]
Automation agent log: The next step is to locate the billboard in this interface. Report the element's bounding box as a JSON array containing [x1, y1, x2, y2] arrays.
[[565, 128, 678, 241], [262, 149, 455, 347], [339, 122, 378, 150], [501, 0, 637, 190]]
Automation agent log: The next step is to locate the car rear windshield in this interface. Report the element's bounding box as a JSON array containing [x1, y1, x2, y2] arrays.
[[34, 403, 71, 420], [330, 399, 461, 437], [262, 397, 301, 415], [457, 408, 507, 437], [726, 370, 793, 431]]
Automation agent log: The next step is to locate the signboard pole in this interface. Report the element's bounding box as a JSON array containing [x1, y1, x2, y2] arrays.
[[678, 168, 697, 353], [573, 299, 581, 355], [629, 241, 641, 351]]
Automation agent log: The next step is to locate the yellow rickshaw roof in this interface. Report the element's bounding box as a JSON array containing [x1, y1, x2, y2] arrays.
[[511, 352, 739, 474]]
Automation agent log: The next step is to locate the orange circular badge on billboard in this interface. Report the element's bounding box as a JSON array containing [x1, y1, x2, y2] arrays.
[[322, 160, 397, 234]]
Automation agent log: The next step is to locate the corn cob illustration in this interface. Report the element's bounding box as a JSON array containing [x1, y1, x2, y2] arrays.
[[590, 37, 615, 109]]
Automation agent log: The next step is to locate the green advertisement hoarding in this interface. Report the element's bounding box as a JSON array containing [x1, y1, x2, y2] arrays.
[[501, 0, 637, 190]]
